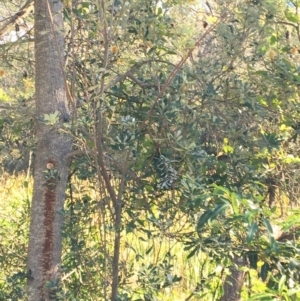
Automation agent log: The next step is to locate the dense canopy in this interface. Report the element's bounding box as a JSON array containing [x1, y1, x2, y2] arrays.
[[1, 0, 300, 300]]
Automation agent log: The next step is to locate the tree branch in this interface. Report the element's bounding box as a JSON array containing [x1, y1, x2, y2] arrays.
[[0, 105, 17, 110], [67, 150, 139, 181], [0, 0, 33, 40], [103, 60, 151, 91], [103, 59, 175, 91], [127, 72, 157, 89], [144, 14, 228, 125]]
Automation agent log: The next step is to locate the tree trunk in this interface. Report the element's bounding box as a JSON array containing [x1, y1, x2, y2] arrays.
[[26, 0, 71, 299], [220, 256, 247, 301]]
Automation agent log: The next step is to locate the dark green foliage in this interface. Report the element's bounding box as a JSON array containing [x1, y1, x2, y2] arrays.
[[2, 0, 300, 299]]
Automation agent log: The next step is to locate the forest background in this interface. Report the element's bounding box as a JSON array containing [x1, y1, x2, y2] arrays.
[[1, 0, 300, 300]]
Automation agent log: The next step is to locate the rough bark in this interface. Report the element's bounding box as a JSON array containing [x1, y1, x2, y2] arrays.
[[26, 0, 71, 300], [220, 256, 247, 301]]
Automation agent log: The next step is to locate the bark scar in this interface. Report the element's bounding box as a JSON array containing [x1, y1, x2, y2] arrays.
[[40, 179, 56, 299]]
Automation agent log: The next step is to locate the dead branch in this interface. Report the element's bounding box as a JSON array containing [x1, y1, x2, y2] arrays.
[[0, 0, 33, 40]]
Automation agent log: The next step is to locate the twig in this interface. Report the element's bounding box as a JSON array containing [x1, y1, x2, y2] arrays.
[[66, 150, 138, 180], [103, 60, 152, 91], [276, 21, 300, 42], [112, 150, 130, 301], [0, 0, 33, 39], [127, 72, 157, 89], [144, 15, 228, 125], [0, 105, 16, 110]]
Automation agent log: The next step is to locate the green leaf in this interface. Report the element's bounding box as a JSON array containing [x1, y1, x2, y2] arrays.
[[263, 218, 273, 235], [197, 209, 213, 230], [187, 246, 199, 259], [255, 70, 269, 77], [276, 260, 284, 275], [248, 251, 258, 269], [213, 185, 230, 196], [285, 10, 299, 23], [209, 203, 229, 221], [230, 192, 239, 214], [43, 111, 60, 125], [261, 132, 281, 150], [270, 35, 276, 45], [197, 203, 229, 230], [157, 7, 162, 15], [260, 262, 269, 282], [246, 222, 258, 243], [263, 218, 278, 253], [248, 293, 275, 301], [223, 144, 234, 154], [145, 245, 154, 255], [278, 275, 286, 293], [270, 237, 278, 254]]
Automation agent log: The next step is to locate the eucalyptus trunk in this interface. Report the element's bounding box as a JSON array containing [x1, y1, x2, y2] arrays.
[[26, 0, 71, 299], [220, 256, 247, 301]]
